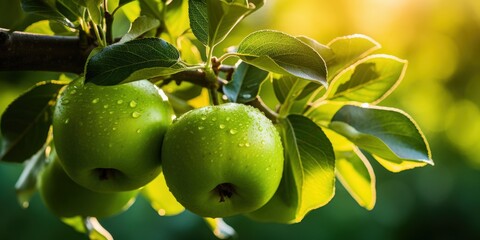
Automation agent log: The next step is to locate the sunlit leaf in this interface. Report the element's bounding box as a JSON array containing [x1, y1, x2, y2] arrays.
[[0, 81, 66, 163], [223, 61, 269, 103], [119, 15, 160, 43], [297, 35, 335, 63], [61, 217, 113, 240], [165, 0, 190, 38], [336, 147, 376, 210], [327, 34, 381, 81], [326, 54, 407, 104], [249, 115, 335, 223], [86, 38, 187, 85], [24, 20, 55, 35], [189, 0, 263, 47], [83, 0, 103, 25], [204, 218, 237, 239], [142, 171, 185, 216], [329, 104, 433, 172], [236, 30, 327, 86]]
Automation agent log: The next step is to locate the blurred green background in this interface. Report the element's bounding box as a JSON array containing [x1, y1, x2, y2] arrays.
[[2, 0, 480, 239]]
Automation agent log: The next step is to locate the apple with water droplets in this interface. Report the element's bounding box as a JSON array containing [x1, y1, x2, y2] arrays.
[[161, 103, 284, 218], [52, 79, 174, 192]]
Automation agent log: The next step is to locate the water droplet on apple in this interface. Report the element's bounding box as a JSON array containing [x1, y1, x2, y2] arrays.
[[201, 116, 207, 120], [238, 143, 244, 147], [129, 100, 137, 108], [109, 111, 114, 114], [198, 126, 205, 130], [136, 129, 141, 133], [61, 99, 70, 105], [229, 129, 238, 135], [132, 111, 141, 118], [226, 117, 231, 121], [212, 117, 217, 122], [70, 89, 77, 95], [112, 127, 117, 131], [219, 124, 226, 129], [103, 104, 109, 109], [117, 100, 123, 104], [64, 118, 69, 124], [92, 98, 100, 104], [245, 143, 250, 147]]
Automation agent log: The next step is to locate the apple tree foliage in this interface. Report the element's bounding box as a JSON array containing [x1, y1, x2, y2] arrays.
[[0, 0, 433, 239]]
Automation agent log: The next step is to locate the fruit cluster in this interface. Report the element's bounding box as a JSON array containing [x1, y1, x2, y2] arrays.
[[40, 79, 284, 219]]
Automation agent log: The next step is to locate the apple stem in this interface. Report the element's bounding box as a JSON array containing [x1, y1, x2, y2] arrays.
[[215, 183, 235, 202]]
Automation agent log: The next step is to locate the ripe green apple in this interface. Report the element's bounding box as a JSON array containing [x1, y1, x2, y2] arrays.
[[53, 79, 174, 192], [38, 152, 138, 218], [161, 103, 284, 218]]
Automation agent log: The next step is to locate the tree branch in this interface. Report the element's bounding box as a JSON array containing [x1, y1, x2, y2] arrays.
[[0, 28, 93, 74], [0, 29, 277, 120]]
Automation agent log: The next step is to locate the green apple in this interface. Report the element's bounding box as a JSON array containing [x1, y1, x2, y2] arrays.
[[38, 152, 138, 218], [161, 103, 284, 218], [53, 79, 174, 192]]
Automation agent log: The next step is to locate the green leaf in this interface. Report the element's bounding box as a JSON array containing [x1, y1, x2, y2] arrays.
[[326, 54, 407, 103], [84, 0, 103, 25], [305, 101, 345, 127], [236, 30, 327, 86], [272, 75, 295, 104], [189, 0, 263, 47], [272, 75, 311, 117], [336, 147, 376, 210], [297, 35, 335, 63], [15, 147, 47, 208], [1, 81, 66, 163], [164, 0, 190, 38], [188, 0, 208, 45], [85, 38, 186, 85], [329, 104, 433, 172], [206, 0, 260, 47], [21, 0, 75, 28], [57, 0, 86, 20], [142, 171, 185, 216], [272, 75, 319, 105], [139, 0, 164, 20], [249, 115, 335, 223], [223, 61, 269, 103], [119, 16, 160, 43], [204, 218, 237, 239], [327, 34, 381, 81]]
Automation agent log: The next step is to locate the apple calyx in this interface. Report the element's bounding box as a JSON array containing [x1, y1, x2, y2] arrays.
[[214, 183, 235, 202]]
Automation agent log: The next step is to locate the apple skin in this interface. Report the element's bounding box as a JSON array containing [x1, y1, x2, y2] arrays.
[[53, 79, 173, 192], [38, 153, 138, 218], [161, 103, 284, 218]]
